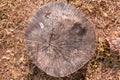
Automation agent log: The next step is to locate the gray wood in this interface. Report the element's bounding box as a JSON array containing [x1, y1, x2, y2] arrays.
[[24, 2, 96, 77]]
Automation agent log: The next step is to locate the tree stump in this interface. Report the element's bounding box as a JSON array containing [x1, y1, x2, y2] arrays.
[[24, 2, 96, 77]]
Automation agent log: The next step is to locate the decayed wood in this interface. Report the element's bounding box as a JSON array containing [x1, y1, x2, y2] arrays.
[[25, 2, 96, 77]]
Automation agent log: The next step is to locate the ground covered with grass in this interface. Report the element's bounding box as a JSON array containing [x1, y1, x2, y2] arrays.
[[0, 0, 120, 80]]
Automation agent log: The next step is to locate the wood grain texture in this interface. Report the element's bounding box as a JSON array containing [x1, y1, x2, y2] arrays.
[[24, 2, 96, 77]]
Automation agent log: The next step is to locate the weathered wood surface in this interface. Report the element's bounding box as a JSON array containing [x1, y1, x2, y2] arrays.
[[25, 2, 96, 77]]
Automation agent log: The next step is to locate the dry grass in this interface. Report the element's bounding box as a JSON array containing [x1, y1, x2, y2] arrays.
[[0, 0, 120, 80]]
